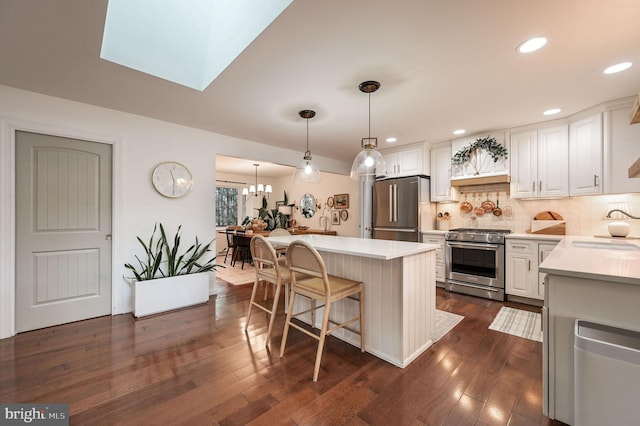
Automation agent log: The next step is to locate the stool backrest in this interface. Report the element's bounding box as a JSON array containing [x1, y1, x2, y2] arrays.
[[250, 234, 278, 269], [286, 240, 330, 295]]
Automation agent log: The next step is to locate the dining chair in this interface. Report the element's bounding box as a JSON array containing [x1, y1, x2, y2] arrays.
[[279, 239, 364, 382], [231, 230, 252, 269], [224, 228, 237, 263], [245, 234, 292, 347]]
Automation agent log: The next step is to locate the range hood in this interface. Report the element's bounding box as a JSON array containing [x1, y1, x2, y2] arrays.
[[450, 172, 510, 187]]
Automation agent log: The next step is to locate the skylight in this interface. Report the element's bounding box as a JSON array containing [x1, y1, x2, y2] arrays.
[[100, 0, 293, 91]]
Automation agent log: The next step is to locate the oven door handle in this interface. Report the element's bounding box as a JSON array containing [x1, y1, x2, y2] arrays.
[[446, 241, 500, 250], [448, 280, 501, 293]]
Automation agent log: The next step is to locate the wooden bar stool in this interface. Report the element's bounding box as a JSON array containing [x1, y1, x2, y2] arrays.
[[244, 235, 291, 347], [279, 239, 364, 382]]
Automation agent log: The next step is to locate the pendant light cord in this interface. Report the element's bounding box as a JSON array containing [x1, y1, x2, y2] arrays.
[[368, 91, 371, 139], [306, 117, 309, 152]]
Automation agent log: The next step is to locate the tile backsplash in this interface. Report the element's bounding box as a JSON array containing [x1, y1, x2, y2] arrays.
[[435, 191, 640, 237]]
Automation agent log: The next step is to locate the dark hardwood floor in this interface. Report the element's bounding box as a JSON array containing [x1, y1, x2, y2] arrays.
[[0, 281, 566, 425]]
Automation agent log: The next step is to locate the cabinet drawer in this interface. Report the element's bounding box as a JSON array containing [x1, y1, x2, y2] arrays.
[[424, 238, 444, 248], [507, 241, 534, 254]]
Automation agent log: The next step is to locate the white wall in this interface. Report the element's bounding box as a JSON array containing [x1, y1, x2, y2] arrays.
[[0, 84, 352, 338]]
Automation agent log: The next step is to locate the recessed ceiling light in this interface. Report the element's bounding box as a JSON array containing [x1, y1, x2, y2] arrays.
[[603, 62, 632, 74], [453, 129, 466, 135], [543, 108, 562, 116], [517, 36, 547, 53], [386, 137, 397, 143]]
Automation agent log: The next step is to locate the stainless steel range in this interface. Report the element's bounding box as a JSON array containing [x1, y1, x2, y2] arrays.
[[445, 228, 511, 301]]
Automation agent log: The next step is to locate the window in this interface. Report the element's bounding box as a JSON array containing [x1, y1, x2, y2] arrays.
[[215, 186, 245, 227]]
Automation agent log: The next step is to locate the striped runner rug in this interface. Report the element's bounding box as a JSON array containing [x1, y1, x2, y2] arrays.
[[489, 306, 543, 342]]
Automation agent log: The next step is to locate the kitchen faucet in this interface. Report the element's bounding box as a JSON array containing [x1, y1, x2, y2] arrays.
[[605, 209, 640, 219]]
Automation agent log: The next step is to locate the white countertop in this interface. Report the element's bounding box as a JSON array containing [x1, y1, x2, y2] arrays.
[[506, 233, 564, 242], [422, 230, 447, 236], [539, 236, 640, 285], [267, 234, 438, 260]]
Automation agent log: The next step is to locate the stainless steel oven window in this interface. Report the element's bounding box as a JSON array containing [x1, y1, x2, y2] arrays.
[[449, 243, 497, 278], [445, 241, 505, 289]]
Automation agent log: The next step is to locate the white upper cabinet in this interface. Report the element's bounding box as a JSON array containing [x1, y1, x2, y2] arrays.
[[604, 99, 640, 194], [382, 146, 424, 178], [510, 125, 568, 198], [569, 113, 603, 196], [430, 144, 458, 202]]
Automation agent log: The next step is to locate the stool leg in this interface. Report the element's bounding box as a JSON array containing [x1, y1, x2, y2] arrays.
[[244, 276, 260, 332], [279, 289, 296, 357], [265, 281, 281, 347], [313, 299, 331, 382]]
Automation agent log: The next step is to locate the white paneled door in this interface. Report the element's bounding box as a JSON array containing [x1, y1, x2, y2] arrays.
[[15, 131, 112, 332]]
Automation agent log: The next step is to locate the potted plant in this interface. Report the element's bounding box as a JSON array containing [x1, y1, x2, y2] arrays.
[[124, 223, 219, 317], [244, 195, 289, 231]]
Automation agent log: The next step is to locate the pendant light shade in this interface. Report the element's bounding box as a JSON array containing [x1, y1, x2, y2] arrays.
[[292, 109, 322, 183], [350, 81, 387, 180]]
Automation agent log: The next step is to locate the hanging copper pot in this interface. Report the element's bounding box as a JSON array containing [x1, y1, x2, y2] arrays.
[[481, 192, 495, 212], [460, 193, 473, 213], [493, 194, 503, 216]]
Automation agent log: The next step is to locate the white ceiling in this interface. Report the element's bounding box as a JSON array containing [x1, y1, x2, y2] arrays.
[[1, 0, 639, 176]]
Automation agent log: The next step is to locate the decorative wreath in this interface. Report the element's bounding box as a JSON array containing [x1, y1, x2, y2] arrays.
[[452, 136, 508, 165]]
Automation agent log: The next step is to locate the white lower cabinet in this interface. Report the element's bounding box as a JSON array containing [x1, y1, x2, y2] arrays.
[[506, 238, 559, 301], [423, 232, 445, 286]]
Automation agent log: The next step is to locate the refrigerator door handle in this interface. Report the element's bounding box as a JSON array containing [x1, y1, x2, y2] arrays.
[[393, 184, 398, 222], [388, 184, 393, 222]]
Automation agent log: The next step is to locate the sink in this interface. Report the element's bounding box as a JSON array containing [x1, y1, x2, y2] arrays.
[[571, 241, 640, 251]]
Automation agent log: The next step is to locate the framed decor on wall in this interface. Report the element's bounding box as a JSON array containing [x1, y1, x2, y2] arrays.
[[334, 193, 349, 209], [331, 210, 340, 225]]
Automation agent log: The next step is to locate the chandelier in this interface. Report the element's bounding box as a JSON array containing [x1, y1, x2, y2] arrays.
[[242, 163, 272, 197]]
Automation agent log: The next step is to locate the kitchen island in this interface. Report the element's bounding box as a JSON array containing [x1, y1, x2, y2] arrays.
[[267, 234, 438, 368], [540, 236, 640, 424]]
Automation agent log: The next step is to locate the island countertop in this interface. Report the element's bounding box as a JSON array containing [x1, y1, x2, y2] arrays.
[[539, 236, 640, 285], [266, 234, 438, 260]]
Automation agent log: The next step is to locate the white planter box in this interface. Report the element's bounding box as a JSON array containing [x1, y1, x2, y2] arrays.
[[132, 273, 210, 318]]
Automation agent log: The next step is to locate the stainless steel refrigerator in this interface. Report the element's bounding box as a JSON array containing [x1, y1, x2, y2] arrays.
[[372, 175, 433, 242]]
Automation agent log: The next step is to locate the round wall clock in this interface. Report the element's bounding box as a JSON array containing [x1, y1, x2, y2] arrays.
[[152, 161, 193, 198]]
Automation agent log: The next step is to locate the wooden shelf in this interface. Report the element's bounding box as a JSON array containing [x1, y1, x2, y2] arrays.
[[450, 174, 510, 187]]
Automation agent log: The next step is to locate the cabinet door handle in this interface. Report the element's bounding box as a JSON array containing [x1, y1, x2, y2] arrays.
[[594, 174, 599, 187], [532, 181, 535, 192], [528, 259, 531, 271], [539, 180, 542, 191], [512, 245, 527, 249]]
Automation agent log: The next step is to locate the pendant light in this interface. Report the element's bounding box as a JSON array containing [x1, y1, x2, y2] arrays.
[[350, 80, 387, 180], [292, 109, 322, 183]]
